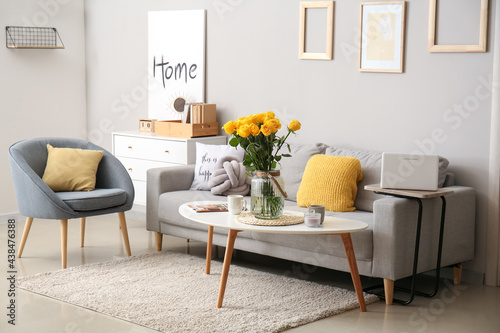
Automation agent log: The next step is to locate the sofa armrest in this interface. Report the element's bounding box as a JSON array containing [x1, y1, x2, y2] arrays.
[[146, 165, 195, 232], [371, 186, 475, 281]]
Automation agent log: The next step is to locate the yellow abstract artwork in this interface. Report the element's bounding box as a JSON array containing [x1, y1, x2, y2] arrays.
[[366, 13, 395, 61]]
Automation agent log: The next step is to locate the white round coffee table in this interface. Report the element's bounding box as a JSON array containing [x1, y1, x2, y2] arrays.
[[179, 202, 369, 312]]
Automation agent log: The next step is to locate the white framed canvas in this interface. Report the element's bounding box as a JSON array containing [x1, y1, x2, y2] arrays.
[[359, 2, 406, 73], [148, 10, 206, 120]]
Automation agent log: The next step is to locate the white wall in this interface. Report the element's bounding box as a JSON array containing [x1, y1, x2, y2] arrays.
[[84, 0, 496, 279], [0, 0, 87, 215]]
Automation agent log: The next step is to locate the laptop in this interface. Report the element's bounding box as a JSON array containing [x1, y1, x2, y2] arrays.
[[380, 153, 439, 191]]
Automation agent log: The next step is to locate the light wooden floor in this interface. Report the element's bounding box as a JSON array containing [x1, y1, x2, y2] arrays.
[[1, 214, 499, 333]]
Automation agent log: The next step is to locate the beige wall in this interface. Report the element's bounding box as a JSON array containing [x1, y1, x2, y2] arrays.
[[84, 0, 496, 279], [0, 0, 87, 215]]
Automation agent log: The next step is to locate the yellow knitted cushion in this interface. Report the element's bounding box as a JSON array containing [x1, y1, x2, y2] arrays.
[[297, 155, 363, 212]]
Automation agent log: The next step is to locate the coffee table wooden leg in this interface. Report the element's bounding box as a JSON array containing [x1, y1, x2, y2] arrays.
[[206, 226, 214, 274], [340, 233, 367, 312], [217, 229, 240, 308]]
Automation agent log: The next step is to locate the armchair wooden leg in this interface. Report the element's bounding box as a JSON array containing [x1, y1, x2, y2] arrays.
[[384, 279, 394, 305], [80, 217, 86, 247], [118, 212, 131, 256], [18, 217, 34, 258], [454, 263, 463, 285], [155, 232, 163, 251], [61, 219, 68, 269]]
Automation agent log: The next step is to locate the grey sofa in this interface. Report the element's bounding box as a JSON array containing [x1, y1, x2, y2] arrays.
[[146, 143, 475, 304]]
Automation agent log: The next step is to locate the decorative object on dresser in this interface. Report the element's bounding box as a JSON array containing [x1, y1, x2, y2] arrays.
[[138, 118, 156, 132], [154, 120, 219, 138], [191, 103, 216, 124], [112, 131, 226, 205], [154, 103, 218, 138], [148, 10, 206, 120]]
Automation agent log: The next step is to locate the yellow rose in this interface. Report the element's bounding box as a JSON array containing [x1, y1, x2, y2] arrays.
[[246, 114, 259, 125], [233, 117, 246, 129], [237, 124, 251, 138], [288, 120, 301, 132], [265, 118, 281, 133], [260, 124, 272, 136], [249, 123, 260, 136], [222, 121, 236, 134], [264, 111, 275, 122], [256, 113, 267, 124]]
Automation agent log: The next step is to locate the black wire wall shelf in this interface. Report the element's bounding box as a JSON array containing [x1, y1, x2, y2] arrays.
[[6, 26, 64, 49]]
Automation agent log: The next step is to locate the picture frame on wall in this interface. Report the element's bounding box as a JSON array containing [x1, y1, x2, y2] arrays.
[[428, 0, 488, 53], [299, 1, 335, 60], [359, 1, 406, 73]]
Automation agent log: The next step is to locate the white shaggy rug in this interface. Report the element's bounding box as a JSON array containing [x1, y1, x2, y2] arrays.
[[17, 251, 378, 333]]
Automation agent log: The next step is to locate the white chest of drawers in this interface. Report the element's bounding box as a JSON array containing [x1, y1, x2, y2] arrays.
[[112, 131, 226, 205]]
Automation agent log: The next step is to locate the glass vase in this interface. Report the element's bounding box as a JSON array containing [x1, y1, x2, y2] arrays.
[[251, 170, 285, 219]]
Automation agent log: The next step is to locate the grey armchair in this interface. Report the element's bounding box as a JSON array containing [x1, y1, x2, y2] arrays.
[[9, 137, 134, 268]]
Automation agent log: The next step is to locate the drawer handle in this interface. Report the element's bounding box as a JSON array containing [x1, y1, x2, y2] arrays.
[[165, 150, 170, 153], [127, 168, 133, 171], [128, 146, 132, 149]]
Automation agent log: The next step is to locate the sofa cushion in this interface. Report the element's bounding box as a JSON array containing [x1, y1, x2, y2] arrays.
[[326, 147, 383, 212], [56, 188, 126, 211], [190, 143, 245, 191], [279, 143, 328, 202], [297, 155, 363, 212]]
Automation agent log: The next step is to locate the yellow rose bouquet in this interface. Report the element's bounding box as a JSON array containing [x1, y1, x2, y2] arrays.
[[222, 112, 301, 219], [222, 112, 301, 173]]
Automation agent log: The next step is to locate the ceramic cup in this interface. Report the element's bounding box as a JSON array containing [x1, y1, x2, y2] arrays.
[[304, 211, 321, 227], [308, 205, 325, 224], [228, 195, 247, 215]]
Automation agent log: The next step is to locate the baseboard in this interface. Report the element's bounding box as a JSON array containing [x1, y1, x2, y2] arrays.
[[425, 266, 485, 285], [127, 203, 146, 222], [0, 212, 23, 224]]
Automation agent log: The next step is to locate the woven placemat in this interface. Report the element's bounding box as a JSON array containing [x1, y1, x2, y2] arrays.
[[236, 212, 304, 226]]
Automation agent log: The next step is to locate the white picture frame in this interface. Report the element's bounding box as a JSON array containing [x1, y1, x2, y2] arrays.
[[359, 1, 406, 73]]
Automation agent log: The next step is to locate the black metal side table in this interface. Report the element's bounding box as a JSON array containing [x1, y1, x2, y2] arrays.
[[363, 184, 454, 305]]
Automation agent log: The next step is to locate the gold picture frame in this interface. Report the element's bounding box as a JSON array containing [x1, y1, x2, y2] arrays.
[[358, 1, 406, 73], [428, 0, 488, 53], [299, 1, 335, 60]]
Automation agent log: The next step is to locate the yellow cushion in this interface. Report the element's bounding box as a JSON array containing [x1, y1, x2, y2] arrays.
[[42, 144, 104, 192], [297, 155, 363, 212]]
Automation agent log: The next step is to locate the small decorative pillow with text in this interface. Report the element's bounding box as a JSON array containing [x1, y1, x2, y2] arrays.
[[189, 142, 245, 191], [42, 144, 104, 192], [297, 155, 363, 212]]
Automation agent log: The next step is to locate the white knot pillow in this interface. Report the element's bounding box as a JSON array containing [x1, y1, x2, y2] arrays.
[[208, 157, 251, 196]]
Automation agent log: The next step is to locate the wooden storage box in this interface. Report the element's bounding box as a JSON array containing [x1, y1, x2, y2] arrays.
[[154, 120, 219, 138]]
